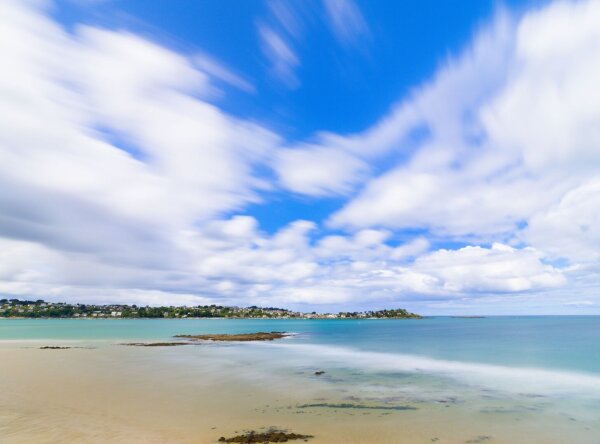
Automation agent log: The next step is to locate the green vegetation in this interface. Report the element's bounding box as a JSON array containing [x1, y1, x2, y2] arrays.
[[338, 308, 422, 319], [0, 298, 421, 319]]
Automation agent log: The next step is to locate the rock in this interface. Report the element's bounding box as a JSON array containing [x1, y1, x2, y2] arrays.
[[39, 346, 71, 349], [175, 332, 289, 342], [314, 371, 325, 375], [216, 429, 312, 443]]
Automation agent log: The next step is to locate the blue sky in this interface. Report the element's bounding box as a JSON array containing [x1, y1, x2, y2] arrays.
[[52, 0, 535, 233], [54, 0, 530, 137], [1, 0, 600, 314]]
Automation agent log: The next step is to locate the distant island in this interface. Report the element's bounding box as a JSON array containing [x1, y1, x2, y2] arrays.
[[0, 298, 421, 320]]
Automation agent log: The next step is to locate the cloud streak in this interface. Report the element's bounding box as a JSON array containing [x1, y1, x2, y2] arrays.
[[258, 24, 300, 89], [322, 0, 370, 47]]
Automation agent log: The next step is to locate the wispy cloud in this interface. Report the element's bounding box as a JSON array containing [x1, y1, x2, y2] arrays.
[[256, 0, 369, 89], [193, 51, 255, 94], [322, 0, 370, 47], [258, 23, 300, 89], [268, 0, 305, 40]]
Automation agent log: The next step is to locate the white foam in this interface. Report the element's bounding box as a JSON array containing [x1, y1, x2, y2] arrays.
[[247, 342, 600, 397]]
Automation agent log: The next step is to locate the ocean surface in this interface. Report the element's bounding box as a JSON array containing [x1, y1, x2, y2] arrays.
[[1, 316, 600, 443]]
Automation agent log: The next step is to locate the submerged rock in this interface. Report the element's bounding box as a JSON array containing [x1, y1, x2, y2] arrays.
[[39, 346, 72, 350], [297, 403, 416, 411], [175, 332, 289, 342], [466, 436, 492, 443], [314, 371, 325, 376], [217, 429, 313, 443]]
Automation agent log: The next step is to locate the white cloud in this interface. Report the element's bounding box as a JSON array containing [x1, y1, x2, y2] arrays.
[[271, 0, 600, 309], [274, 144, 369, 196], [276, 11, 516, 199], [0, 1, 279, 232], [318, 0, 600, 250], [412, 243, 566, 294], [0, 1, 279, 287], [523, 179, 600, 264], [0, 0, 596, 311], [182, 221, 564, 306]]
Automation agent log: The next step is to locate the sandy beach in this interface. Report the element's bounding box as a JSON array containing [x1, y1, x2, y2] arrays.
[[1, 339, 595, 444]]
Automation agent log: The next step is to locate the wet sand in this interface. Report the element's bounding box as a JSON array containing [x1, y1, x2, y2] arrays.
[[0, 341, 596, 443]]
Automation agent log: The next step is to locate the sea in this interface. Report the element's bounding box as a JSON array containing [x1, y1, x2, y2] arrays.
[[1, 316, 599, 443]]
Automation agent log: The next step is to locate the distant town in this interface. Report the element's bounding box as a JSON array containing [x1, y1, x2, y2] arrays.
[[0, 299, 421, 319]]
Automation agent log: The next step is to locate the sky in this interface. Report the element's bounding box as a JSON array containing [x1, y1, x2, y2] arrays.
[[1, 0, 599, 314]]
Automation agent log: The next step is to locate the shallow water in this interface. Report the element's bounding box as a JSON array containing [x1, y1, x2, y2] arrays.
[[1, 317, 599, 443]]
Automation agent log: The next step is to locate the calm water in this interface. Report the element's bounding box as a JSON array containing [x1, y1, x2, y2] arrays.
[[2, 316, 600, 373]]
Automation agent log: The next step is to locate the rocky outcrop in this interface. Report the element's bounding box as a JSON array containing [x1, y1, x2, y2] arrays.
[[218, 429, 312, 442], [175, 332, 289, 342]]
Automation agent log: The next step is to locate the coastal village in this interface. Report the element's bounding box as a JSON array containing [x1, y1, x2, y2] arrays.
[[0, 298, 421, 319]]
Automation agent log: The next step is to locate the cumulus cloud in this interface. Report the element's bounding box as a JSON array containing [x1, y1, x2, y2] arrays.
[[181, 221, 564, 306], [412, 243, 566, 294], [523, 179, 600, 265]]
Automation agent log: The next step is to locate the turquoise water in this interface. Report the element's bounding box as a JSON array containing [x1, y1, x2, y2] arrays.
[[2, 316, 600, 374], [2, 317, 600, 442]]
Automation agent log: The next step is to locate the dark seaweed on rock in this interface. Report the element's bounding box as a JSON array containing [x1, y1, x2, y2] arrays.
[[175, 332, 289, 342], [217, 429, 313, 442]]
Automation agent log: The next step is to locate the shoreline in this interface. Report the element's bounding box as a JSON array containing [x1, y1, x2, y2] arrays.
[[3, 317, 600, 443], [1, 340, 595, 444]]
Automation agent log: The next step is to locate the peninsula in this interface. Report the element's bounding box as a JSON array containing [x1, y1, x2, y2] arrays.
[[0, 299, 421, 320]]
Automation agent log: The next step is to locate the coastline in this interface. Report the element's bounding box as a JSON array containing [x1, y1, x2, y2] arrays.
[[2, 317, 600, 443], [0, 299, 423, 320]]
